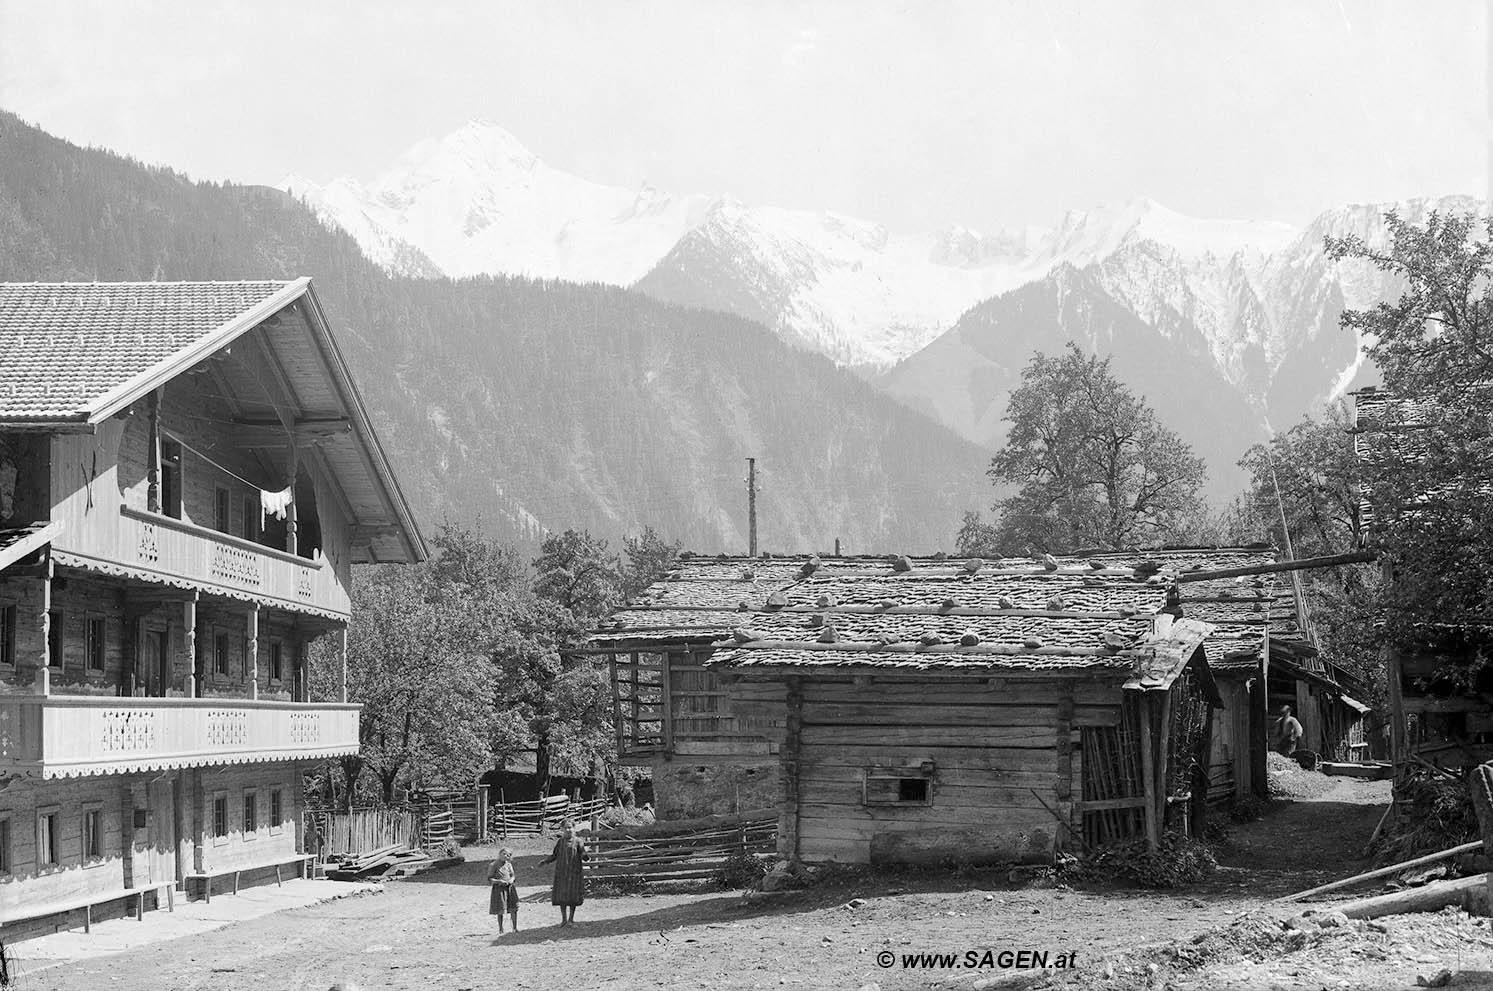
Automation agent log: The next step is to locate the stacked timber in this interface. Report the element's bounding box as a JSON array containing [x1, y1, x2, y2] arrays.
[[590, 810, 777, 883], [325, 844, 432, 881]]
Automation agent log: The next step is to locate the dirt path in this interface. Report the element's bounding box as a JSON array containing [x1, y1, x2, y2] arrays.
[[23, 781, 1404, 991], [28, 842, 1246, 991], [1213, 776, 1392, 898]]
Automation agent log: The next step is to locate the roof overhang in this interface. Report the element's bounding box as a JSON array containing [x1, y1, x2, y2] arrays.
[[0, 521, 61, 574]]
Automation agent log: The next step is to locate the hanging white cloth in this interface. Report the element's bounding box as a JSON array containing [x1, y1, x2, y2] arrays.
[[260, 485, 294, 521]]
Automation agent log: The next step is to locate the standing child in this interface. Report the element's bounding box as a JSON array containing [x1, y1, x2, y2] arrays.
[[540, 819, 588, 927], [487, 847, 519, 933]]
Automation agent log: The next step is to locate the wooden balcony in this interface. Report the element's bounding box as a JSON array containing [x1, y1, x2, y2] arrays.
[[0, 696, 360, 778], [52, 507, 350, 617]]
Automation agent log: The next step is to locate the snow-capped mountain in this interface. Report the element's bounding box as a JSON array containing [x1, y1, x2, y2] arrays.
[[281, 120, 1310, 369], [280, 121, 1484, 487], [282, 119, 715, 284]]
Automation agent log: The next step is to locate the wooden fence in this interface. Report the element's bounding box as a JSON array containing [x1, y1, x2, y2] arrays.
[[488, 795, 610, 837], [589, 811, 777, 883], [307, 808, 417, 858]]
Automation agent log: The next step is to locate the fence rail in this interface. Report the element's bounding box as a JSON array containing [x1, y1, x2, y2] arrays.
[[488, 795, 609, 837], [589, 811, 777, 882]]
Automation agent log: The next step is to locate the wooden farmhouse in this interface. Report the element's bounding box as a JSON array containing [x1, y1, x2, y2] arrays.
[[586, 547, 1356, 864], [1353, 386, 1490, 775], [0, 280, 424, 937]]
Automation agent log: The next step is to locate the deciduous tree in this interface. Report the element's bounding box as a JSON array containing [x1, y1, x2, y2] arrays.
[[987, 344, 1207, 552]]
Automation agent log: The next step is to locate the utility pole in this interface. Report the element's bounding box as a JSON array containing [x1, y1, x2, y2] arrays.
[[746, 457, 758, 558]]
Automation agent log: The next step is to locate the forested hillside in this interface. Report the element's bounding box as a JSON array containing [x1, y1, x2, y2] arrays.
[[0, 112, 989, 553]]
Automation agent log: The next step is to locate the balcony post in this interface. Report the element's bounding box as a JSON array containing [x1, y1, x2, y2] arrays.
[[246, 605, 260, 700], [183, 596, 197, 698], [285, 440, 298, 556], [337, 625, 348, 704], [34, 558, 51, 697], [147, 389, 162, 514]]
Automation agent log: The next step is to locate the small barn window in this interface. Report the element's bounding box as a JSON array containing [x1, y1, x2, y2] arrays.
[[864, 769, 934, 807]]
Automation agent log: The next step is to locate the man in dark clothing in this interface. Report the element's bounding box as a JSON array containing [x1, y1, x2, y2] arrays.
[[1274, 704, 1303, 755]]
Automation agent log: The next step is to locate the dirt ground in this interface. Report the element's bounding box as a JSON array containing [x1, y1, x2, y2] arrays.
[[23, 774, 1493, 991]]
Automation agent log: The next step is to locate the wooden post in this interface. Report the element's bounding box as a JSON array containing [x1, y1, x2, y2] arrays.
[[147, 390, 162, 514], [781, 677, 803, 863], [1138, 694, 1159, 852], [285, 440, 298, 556], [35, 558, 52, 697], [246, 605, 259, 700], [1155, 690, 1174, 834], [183, 596, 197, 698], [660, 651, 675, 754], [476, 784, 490, 843], [1387, 647, 1408, 774], [337, 625, 348, 704], [1055, 687, 1074, 852]]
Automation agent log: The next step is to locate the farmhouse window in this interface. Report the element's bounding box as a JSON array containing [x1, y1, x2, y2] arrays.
[[215, 487, 231, 534], [269, 641, 283, 682], [270, 789, 283, 831], [243, 791, 257, 835], [85, 616, 106, 672], [215, 633, 231, 676], [0, 604, 14, 667], [161, 440, 183, 519], [37, 810, 59, 866], [0, 817, 11, 874], [46, 610, 63, 668], [83, 807, 103, 859], [863, 770, 934, 807], [212, 795, 228, 840]]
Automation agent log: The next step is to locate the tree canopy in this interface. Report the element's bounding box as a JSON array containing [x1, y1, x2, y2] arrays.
[[1326, 211, 1493, 670], [985, 343, 1208, 552]]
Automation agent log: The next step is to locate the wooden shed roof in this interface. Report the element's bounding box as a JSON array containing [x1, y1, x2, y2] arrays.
[[590, 546, 1303, 676]]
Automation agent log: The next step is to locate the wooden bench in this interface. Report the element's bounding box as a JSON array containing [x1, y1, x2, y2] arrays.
[[184, 854, 317, 903], [0, 881, 174, 934]]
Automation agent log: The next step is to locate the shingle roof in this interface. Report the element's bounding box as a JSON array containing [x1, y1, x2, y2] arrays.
[[0, 281, 301, 422], [591, 547, 1291, 675], [0, 521, 60, 573]]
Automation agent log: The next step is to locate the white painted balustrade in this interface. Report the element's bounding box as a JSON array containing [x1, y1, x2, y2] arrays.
[[0, 696, 361, 777]]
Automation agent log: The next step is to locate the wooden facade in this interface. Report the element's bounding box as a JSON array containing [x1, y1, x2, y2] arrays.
[[586, 549, 1310, 862], [0, 280, 424, 938]]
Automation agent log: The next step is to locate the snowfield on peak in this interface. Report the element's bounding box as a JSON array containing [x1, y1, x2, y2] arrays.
[[278, 119, 1333, 371]]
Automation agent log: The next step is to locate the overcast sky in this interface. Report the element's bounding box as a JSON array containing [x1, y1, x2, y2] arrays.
[[0, 0, 1485, 233]]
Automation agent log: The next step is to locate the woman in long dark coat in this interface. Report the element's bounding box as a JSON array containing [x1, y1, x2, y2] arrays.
[[540, 818, 588, 926]]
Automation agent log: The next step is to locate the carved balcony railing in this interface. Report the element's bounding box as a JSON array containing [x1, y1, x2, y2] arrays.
[[0, 696, 361, 777], [99, 507, 348, 616]]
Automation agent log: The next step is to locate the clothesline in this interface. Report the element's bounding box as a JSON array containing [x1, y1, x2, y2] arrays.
[[162, 429, 293, 519]]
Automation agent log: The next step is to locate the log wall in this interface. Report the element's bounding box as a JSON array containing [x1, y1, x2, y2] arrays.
[[746, 677, 1124, 865]]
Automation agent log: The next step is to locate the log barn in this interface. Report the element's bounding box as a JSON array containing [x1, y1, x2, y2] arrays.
[[0, 280, 425, 938], [586, 548, 1325, 864]]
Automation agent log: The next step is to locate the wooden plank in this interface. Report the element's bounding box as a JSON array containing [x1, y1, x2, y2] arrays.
[[1172, 550, 1376, 583], [1077, 797, 1149, 812], [801, 681, 1117, 705], [797, 837, 870, 862], [802, 702, 1060, 726], [797, 744, 1057, 771], [797, 779, 1057, 810], [797, 809, 1055, 839], [799, 725, 1058, 748]]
